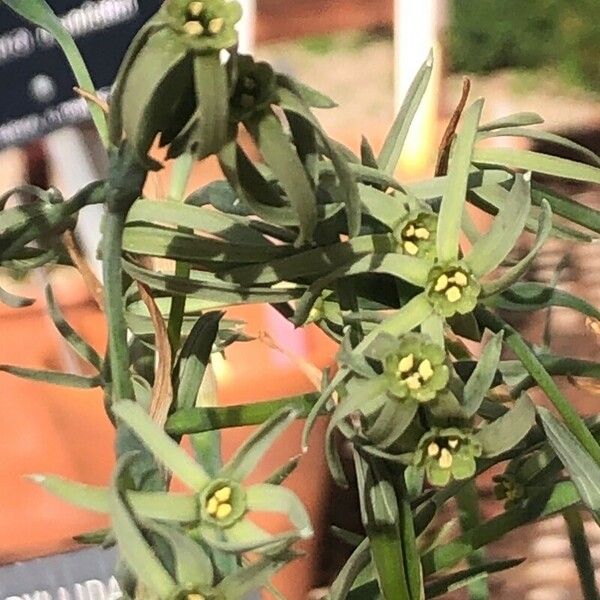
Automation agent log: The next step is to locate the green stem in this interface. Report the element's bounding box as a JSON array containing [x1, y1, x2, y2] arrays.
[[166, 153, 194, 352], [104, 209, 134, 402], [476, 307, 600, 466], [456, 481, 488, 600], [563, 508, 600, 600]]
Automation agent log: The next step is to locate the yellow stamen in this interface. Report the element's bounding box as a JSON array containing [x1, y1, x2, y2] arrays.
[[397, 353, 414, 374], [214, 486, 232, 502], [404, 224, 416, 238], [206, 496, 219, 516], [184, 20, 204, 35], [187, 1, 204, 17], [404, 240, 419, 256], [414, 227, 430, 240], [434, 274, 449, 292], [208, 17, 225, 34], [216, 503, 233, 519], [427, 442, 440, 457], [418, 359, 434, 381], [448, 438, 459, 449], [188, 595, 205, 600], [439, 448, 453, 469], [445, 286, 462, 303], [453, 271, 468, 287], [406, 373, 422, 390]]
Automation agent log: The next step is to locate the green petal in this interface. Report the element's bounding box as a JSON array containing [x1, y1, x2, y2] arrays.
[[220, 408, 297, 481], [426, 463, 452, 487], [465, 173, 531, 277], [450, 453, 477, 480], [246, 483, 313, 539], [113, 401, 209, 490], [437, 99, 484, 262]]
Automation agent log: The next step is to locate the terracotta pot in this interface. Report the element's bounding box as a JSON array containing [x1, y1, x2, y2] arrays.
[[0, 273, 336, 598]]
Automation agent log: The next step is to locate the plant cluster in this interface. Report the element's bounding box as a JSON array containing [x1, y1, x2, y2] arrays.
[[2, 1, 600, 599]]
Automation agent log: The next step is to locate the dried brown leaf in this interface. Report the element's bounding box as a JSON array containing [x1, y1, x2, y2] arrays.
[[137, 282, 173, 426]]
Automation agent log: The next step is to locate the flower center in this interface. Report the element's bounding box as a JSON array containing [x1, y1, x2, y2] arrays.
[[396, 353, 434, 390], [205, 485, 233, 520], [184, 2, 224, 36], [400, 222, 431, 256], [427, 437, 460, 469], [433, 269, 469, 303]]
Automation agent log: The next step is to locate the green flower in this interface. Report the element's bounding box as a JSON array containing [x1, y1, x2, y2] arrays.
[[425, 262, 481, 317], [413, 427, 482, 487], [394, 211, 437, 259], [33, 403, 312, 556], [163, 0, 242, 52], [383, 334, 449, 403], [109, 0, 240, 167], [493, 473, 526, 509], [230, 55, 277, 122]]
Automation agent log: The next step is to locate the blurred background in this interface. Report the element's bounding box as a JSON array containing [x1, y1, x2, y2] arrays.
[[0, 1, 599, 598]]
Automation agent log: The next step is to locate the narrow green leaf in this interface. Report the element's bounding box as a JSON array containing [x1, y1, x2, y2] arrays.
[[246, 483, 313, 539], [0, 365, 101, 389], [531, 184, 600, 235], [250, 110, 318, 244], [109, 455, 177, 596], [277, 85, 362, 237], [422, 481, 580, 575], [45, 286, 102, 371], [378, 51, 433, 174], [31, 474, 198, 521], [437, 99, 484, 262], [476, 308, 600, 467], [482, 199, 552, 297], [175, 312, 223, 411], [277, 74, 337, 108], [144, 521, 214, 587], [489, 282, 600, 321], [0, 285, 35, 308], [293, 254, 429, 326], [462, 332, 504, 417], [425, 558, 524, 599], [478, 128, 600, 167], [113, 401, 210, 490], [330, 538, 372, 600], [220, 408, 297, 481], [465, 174, 531, 277], [123, 259, 303, 307], [538, 407, 600, 514], [473, 147, 600, 184], [217, 552, 295, 599], [355, 455, 410, 600], [3, 0, 108, 146], [400, 496, 424, 600], [476, 394, 535, 457], [166, 393, 319, 436], [222, 233, 396, 286], [478, 112, 544, 132]]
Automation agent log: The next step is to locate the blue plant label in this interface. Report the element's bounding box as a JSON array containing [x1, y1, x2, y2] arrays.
[[0, 0, 161, 149], [0, 547, 119, 600]]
